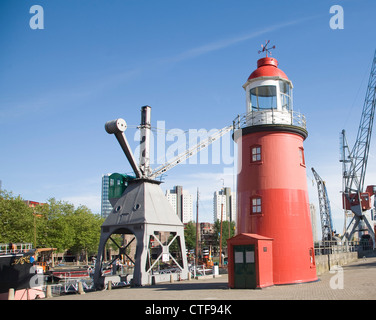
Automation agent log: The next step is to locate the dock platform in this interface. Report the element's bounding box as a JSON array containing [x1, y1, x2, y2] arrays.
[[49, 257, 376, 300]]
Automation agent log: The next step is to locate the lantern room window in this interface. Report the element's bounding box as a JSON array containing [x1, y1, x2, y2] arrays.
[[251, 197, 262, 214], [279, 80, 292, 111], [250, 85, 277, 110]]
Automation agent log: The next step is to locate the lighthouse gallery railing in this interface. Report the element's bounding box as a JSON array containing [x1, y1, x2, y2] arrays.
[[234, 109, 306, 130]]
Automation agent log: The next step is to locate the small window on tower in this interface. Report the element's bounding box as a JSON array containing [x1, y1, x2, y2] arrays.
[[251, 146, 261, 163], [251, 197, 262, 214], [299, 147, 305, 166]]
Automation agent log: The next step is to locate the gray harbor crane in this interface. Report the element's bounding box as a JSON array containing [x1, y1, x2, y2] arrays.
[[94, 106, 234, 288], [311, 167, 334, 241], [340, 49, 376, 247]]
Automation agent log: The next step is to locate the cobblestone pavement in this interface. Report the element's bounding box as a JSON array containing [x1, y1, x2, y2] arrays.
[[50, 257, 376, 300]]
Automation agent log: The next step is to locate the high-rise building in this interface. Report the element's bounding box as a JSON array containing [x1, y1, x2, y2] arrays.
[[101, 174, 112, 218], [165, 186, 193, 223], [213, 187, 236, 223]]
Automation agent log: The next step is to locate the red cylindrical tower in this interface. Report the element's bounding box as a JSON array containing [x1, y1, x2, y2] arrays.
[[234, 55, 317, 285]]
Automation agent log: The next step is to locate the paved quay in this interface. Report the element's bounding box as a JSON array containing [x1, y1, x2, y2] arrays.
[[51, 257, 376, 300]]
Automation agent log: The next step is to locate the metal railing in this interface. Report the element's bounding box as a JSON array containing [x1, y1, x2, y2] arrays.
[[189, 264, 214, 277], [314, 240, 364, 256], [233, 109, 306, 130], [0, 243, 33, 254]]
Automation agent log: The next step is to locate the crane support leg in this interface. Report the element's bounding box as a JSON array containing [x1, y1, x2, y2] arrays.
[[343, 215, 359, 243], [344, 213, 375, 249]]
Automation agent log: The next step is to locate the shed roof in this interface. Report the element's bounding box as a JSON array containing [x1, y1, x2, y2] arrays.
[[227, 233, 273, 243]]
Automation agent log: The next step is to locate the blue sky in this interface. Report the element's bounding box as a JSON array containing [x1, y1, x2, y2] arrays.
[[1, 0, 376, 238]]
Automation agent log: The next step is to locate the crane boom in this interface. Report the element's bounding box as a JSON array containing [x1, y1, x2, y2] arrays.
[[343, 50, 376, 195], [311, 168, 334, 241], [149, 124, 234, 179]]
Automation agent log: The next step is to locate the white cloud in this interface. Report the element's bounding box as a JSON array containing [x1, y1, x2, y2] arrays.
[[161, 14, 323, 65]]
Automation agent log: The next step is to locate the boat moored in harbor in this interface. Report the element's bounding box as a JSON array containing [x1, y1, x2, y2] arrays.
[[0, 243, 45, 299]]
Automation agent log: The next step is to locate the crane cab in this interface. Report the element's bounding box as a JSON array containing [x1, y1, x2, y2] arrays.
[[343, 185, 376, 213]]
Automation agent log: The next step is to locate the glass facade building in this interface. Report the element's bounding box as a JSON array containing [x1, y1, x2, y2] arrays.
[[101, 174, 112, 218]]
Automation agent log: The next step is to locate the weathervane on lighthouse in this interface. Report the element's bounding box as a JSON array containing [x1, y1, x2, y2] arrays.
[[258, 40, 275, 57]]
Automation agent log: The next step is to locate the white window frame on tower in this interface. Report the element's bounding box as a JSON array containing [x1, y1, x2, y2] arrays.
[[251, 196, 262, 214], [250, 145, 262, 163], [299, 147, 305, 166]]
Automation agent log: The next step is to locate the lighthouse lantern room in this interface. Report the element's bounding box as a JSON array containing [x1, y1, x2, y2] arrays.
[[244, 56, 294, 126]]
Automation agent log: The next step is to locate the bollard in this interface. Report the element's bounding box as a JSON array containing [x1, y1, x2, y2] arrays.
[[151, 276, 156, 285], [213, 265, 219, 278], [78, 281, 85, 295], [8, 288, 14, 300], [46, 285, 52, 298], [170, 274, 174, 283], [188, 272, 191, 280], [107, 280, 112, 290]]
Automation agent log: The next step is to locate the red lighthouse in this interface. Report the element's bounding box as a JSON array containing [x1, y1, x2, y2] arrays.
[[232, 47, 317, 285]]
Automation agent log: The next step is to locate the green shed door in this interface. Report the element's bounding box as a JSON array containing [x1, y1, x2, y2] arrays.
[[233, 244, 256, 289]]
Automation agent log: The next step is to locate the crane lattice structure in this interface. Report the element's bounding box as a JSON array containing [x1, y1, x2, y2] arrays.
[[311, 167, 334, 241], [340, 49, 376, 246]]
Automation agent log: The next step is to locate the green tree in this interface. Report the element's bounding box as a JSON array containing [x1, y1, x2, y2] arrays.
[[184, 221, 197, 250], [36, 198, 76, 252], [0, 190, 34, 243], [69, 205, 103, 263], [0, 192, 105, 264], [38, 199, 104, 261], [213, 220, 236, 249]]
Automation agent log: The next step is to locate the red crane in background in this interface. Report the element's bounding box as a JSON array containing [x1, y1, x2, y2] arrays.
[[340, 50, 376, 248]]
